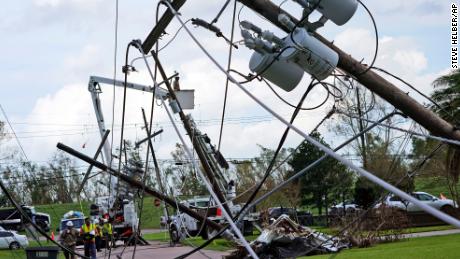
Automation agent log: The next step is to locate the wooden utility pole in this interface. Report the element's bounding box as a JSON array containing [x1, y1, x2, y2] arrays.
[[237, 0, 460, 142], [142, 0, 187, 53], [150, 51, 232, 215], [355, 87, 367, 168], [57, 142, 224, 232]]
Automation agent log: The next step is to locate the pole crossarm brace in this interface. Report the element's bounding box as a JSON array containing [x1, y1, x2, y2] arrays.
[[237, 0, 460, 142], [141, 0, 187, 53], [56, 142, 225, 232]]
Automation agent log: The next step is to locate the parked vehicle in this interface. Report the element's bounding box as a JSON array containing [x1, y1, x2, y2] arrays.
[[0, 206, 50, 232], [265, 207, 298, 224], [59, 211, 85, 245], [296, 210, 314, 226], [261, 207, 313, 226], [376, 192, 457, 213], [329, 201, 359, 215], [34, 212, 51, 232], [0, 230, 28, 250], [168, 196, 258, 242]]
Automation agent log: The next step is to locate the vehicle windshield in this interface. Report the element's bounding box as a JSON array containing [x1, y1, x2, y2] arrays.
[[22, 206, 36, 215], [195, 201, 209, 207], [61, 219, 84, 230]]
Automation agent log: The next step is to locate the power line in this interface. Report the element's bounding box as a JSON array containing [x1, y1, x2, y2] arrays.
[[217, 0, 238, 151], [0, 105, 30, 161]]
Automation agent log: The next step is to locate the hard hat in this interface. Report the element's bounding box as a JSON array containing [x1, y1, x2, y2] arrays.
[[94, 219, 99, 224], [66, 221, 74, 227]]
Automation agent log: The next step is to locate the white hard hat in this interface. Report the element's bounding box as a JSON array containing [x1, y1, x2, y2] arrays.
[[66, 221, 74, 227], [94, 219, 99, 224]]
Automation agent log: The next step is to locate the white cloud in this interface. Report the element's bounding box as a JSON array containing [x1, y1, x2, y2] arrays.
[[334, 28, 447, 102], [2, 0, 451, 168]]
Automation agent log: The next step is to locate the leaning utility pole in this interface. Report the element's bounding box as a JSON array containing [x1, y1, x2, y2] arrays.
[[150, 51, 232, 215], [57, 142, 225, 232], [236, 0, 460, 142]]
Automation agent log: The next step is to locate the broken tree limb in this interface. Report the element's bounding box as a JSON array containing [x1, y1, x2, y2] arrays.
[[56, 142, 224, 232], [238, 0, 460, 141]]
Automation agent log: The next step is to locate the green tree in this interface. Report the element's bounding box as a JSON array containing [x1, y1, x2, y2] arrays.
[[234, 145, 300, 210], [168, 143, 206, 196], [431, 70, 460, 204], [354, 134, 412, 208], [288, 131, 352, 215]]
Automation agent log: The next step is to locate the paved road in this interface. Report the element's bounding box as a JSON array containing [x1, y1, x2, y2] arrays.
[[95, 241, 229, 259], [400, 228, 460, 238]]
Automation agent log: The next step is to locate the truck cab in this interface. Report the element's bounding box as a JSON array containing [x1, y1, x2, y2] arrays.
[[168, 196, 257, 242]]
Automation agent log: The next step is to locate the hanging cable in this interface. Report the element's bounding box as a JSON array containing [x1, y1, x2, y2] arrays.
[[162, 0, 460, 231], [217, 0, 238, 151], [108, 0, 120, 208], [355, 0, 379, 76]]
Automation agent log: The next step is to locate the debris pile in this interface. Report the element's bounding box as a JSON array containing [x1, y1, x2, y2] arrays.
[[227, 215, 349, 259]]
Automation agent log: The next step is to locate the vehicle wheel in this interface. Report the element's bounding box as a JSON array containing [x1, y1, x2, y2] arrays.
[[9, 242, 20, 250], [205, 226, 219, 240], [441, 205, 456, 216], [169, 225, 181, 243]]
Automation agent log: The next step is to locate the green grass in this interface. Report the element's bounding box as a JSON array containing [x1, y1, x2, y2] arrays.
[[0, 240, 67, 259], [35, 201, 91, 232], [305, 233, 460, 259], [414, 177, 460, 198], [143, 231, 171, 242], [143, 225, 457, 253]]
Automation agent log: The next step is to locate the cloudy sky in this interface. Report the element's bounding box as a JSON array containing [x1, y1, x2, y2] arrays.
[[0, 0, 453, 169]]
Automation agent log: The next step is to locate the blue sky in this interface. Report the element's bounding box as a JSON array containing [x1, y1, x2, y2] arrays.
[[0, 0, 454, 165]]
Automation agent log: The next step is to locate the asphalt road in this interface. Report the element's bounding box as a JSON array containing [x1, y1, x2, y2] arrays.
[[94, 241, 229, 259]]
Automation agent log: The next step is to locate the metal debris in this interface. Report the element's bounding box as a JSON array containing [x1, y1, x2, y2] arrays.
[[227, 215, 349, 259]]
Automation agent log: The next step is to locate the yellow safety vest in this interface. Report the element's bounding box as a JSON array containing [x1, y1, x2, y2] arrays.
[[103, 223, 113, 235], [82, 223, 96, 242]]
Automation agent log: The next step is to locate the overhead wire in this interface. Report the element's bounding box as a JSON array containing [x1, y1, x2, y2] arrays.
[[0, 104, 67, 249], [163, 0, 460, 234], [138, 39, 259, 257], [217, 0, 238, 151], [355, 0, 379, 76], [337, 111, 460, 147]]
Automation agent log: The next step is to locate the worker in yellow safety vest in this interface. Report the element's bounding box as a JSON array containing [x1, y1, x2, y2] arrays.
[[102, 218, 114, 249], [80, 217, 98, 259]]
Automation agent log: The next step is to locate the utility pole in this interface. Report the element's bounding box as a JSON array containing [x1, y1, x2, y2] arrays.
[[150, 51, 232, 215], [142, 0, 187, 53], [57, 142, 225, 232], [355, 87, 367, 168], [237, 0, 460, 142]]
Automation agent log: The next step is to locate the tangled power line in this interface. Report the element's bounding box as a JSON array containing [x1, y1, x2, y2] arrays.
[[2, 1, 460, 259]]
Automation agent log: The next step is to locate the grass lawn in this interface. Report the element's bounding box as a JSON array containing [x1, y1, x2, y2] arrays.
[[0, 240, 67, 259], [305, 233, 460, 259], [414, 177, 460, 199]]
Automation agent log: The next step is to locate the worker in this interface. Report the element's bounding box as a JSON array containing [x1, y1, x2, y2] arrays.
[[80, 217, 98, 259], [102, 218, 114, 249], [60, 221, 78, 259], [95, 219, 103, 252]]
